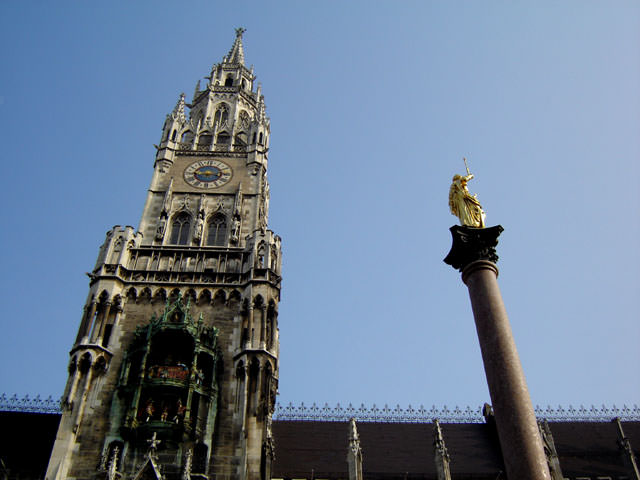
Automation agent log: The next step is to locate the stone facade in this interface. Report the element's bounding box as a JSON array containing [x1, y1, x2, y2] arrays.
[[46, 29, 281, 480]]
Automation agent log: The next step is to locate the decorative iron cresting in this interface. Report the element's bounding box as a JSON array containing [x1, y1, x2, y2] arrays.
[[272, 402, 640, 424], [2, 395, 639, 423], [0, 394, 61, 414]]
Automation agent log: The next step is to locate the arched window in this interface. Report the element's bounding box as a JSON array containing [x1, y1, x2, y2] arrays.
[[214, 105, 229, 126], [216, 133, 230, 145], [206, 214, 227, 246], [258, 132, 264, 145], [197, 133, 213, 148], [171, 129, 177, 141], [170, 213, 191, 245], [224, 76, 233, 87]]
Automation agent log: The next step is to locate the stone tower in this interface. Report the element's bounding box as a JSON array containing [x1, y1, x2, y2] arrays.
[[46, 29, 281, 480]]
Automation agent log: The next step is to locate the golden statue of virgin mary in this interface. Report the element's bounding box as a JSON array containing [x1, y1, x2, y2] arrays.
[[448, 159, 486, 228]]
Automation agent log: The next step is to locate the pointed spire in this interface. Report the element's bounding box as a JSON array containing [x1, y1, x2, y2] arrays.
[[433, 419, 452, 480], [225, 27, 246, 65], [193, 80, 201, 102], [172, 93, 186, 122], [347, 418, 363, 480]]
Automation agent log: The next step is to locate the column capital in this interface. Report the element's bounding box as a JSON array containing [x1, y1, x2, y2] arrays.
[[444, 225, 503, 272]]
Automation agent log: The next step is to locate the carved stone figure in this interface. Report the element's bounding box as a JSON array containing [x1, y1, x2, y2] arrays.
[[231, 214, 241, 243], [155, 216, 166, 240], [194, 212, 204, 241], [448, 167, 486, 228]]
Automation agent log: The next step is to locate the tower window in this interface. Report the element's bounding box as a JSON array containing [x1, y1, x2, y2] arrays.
[[224, 76, 233, 87], [171, 129, 177, 141], [207, 214, 227, 246], [170, 213, 191, 245], [198, 134, 213, 148], [258, 132, 264, 145], [214, 105, 229, 126]]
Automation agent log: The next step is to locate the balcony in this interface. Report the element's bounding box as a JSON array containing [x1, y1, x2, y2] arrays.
[[146, 365, 189, 387]]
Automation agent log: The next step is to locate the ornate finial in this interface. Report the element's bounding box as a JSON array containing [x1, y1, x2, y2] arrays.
[[448, 157, 486, 228], [235, 27, 246, 38]]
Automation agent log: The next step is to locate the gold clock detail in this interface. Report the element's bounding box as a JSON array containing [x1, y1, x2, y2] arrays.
[[184, 160, 233, 189]]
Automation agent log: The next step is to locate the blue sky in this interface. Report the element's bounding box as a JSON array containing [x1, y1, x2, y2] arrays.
[[0, 1, 638, 411]]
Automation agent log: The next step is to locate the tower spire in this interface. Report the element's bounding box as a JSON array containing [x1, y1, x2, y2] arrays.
[[225, 27, 246, 65], [171, 92, 186, 122]]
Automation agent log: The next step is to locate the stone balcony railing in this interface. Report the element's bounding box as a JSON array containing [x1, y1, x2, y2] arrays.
[[97, 246, 280, 287]]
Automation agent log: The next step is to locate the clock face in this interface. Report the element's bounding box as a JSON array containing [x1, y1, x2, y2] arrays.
[[184, 160, 233, 188]]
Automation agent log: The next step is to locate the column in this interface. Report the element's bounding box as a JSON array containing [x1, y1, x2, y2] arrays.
[[444, 225, 551, 480]]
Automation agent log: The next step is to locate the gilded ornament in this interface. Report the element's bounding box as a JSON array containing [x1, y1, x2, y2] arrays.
[[448, 158, 486, 228]]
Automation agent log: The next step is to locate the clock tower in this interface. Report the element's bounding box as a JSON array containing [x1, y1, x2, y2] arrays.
[[46, 29, 281, 480]]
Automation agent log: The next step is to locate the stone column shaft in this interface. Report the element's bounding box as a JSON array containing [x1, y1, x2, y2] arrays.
[[445, 225, 550, 480], [462, 260, 550, 480]]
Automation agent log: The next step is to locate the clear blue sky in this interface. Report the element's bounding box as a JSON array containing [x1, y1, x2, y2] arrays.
[[1, 1, 638, 410]]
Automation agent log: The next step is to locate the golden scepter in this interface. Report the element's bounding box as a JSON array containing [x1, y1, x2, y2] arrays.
[[463, 157, 471, 176]]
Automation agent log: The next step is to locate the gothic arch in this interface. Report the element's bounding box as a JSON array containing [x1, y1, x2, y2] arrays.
[[125, 287, 137, 302], [169, 212, 192, 245], [94, 355, 107, 374], [140, 287, 152, 304], [197, 131, 213, 149], [78, 352, 93, 374], [214, 103, 229, 126], [181, 130, 193, 144], [266, 300, 277, 350], [198, 289, 212, 305], [228, 290, 242, 309], [213, 289, 226, 307], [153, 288, 167, 304], [185, 289, 197, 304], [206, 213, 227, 246], [253, 295, 264, 309], [169, 288, 181, 301]]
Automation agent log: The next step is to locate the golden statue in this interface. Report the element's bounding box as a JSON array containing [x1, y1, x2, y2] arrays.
[[449, 158, 486, 228]]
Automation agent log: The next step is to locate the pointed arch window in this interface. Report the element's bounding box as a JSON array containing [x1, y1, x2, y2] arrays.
[[214, 104, 229, 126], [197, 133, 213, 148], [170, 213, 191, 245], [206, 214, 227, 246]]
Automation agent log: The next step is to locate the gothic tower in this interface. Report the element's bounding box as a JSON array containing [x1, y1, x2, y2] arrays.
[[46, 29, 281, 480]]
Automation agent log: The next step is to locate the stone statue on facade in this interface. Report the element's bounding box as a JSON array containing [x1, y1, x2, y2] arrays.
[[194, 212, 204, 241], [448, 158, 485, 228], [156, 215, 167, 241]]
